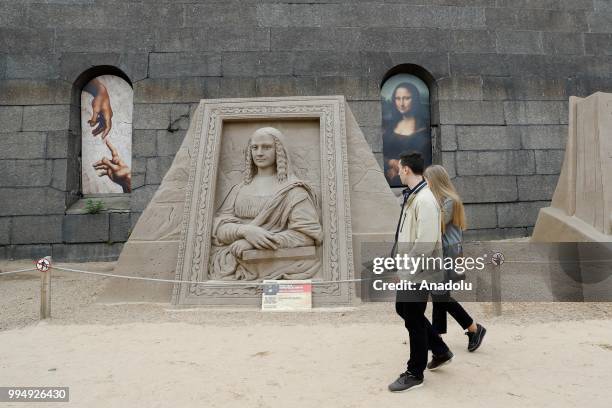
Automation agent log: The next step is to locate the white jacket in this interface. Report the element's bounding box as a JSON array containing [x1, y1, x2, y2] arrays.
[[397, 185, 443, 278]]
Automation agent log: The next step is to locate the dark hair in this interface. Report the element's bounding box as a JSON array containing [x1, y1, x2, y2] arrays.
[[399, 151, 424, 175]]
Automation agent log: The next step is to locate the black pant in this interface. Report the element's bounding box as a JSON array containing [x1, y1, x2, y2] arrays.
[[431, 292, 474, 334], [395, 288, 450, 379]]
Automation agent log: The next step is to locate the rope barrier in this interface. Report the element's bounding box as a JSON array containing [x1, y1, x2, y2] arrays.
[[0, 267, 36, 276]]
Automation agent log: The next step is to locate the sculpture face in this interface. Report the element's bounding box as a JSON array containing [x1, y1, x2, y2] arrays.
[[250, 133, 276, 171], [394, 87, 413, 115]]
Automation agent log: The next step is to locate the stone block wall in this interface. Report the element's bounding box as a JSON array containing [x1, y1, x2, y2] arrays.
[[2, 0, 612, 259]]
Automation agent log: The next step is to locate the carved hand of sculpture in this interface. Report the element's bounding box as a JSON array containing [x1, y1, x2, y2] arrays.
[[238, 224, 280, 250], [386, 159, 399, 180], [93, 139, 132, 193], [229, 239, 254, 259], [84, 78, 113, 139]]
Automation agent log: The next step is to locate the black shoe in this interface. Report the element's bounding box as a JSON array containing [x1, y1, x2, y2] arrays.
[[427, 350, 454, 371], [388, 371, 424, 392], [466, 323, 487, 352]]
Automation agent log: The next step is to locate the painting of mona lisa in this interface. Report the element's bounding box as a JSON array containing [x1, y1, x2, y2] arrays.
[[381, 74, 431, 187]]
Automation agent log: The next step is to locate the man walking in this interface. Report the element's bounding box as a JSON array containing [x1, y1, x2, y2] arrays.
[[388, 151, 454, 392]]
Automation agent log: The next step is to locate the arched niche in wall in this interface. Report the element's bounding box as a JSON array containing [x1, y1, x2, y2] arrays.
[[380, 65, 437, 188], [80, 75, 133, 194]]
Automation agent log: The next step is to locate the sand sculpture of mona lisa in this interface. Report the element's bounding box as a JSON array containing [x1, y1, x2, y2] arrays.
[[381, 74, 431, 187], [208, 127, 322, 281]]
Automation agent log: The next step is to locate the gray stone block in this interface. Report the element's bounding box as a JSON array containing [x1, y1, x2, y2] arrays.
[[132, 130, 157, 158], [440, 125, 457, 151], [400, 5, 486, 29], [59, 52, 148, 83], [463, 228, 528, 242], [131, 173, 145, 190], [319, 3, 402, 27], [169, 104, 191, 131], [519, 125, 567, 149], [62, 213, 109, 243], [0, 217, 10, 245], [381, 52, 450, 79], [451, 54, 580, 78], [11, 215, 63, 244], [496, 0, 593, 10], [0, 160, 53, 187], [586, 12, 612, 33], [0, 80, 71, 105], [145, 156, 175, 185], [9, 244, 53, 261], [456, 126, 521, 150], [157, 130, 186, 157], [453, 176, 518, 203], [347, 101, 381, 127], [585, 33, 612, 56], [133, 104, 172, 130], [0, 133, 46, 160], [109, 212, 131, 242], [464, 203, 497, 229], [497, 201, 549, 228], [184, 2, 257, 27], [51, 159, 68, 191], [314, 76, 370, 100], [518, 174, 559, 201], [45, 130, 70, 159], [149, 53, 222, 78], [485, 8, 587, 32], [543, 33, 585, 55], [456, 151, 535, 176], [439, 101, 505, 125], [258, 4, 321, 27], [594, 0, 612, 12], [6, 54, 60, 79], [156, 27, 269, 52], [222, 52, 294, 77], [130, 184, 159, 211], [437, 77, 483, 101], [134, 78, 217, 103], [535, 150, 564, 174], [131, 157, 147, 176], [22, 105, 71, 131], [293, 52, 362, 77], [0, 3, 27, 28], [482, 77, 570, 101], [0, 28, 55, 53], [503, 101, 568, 125], [0, 106, 23, 132], [254, 76, 316, 97], [55, 29, 154, 53], [360, 28, 450, 52], [441, 152, 456, 178], [271, 27, 361, 51], [450, 30, 496, 54], [51, 243, 123, 262], [496, 31, 543, 54], [219, 77, 258, 98], [0, 246, 6, 260]]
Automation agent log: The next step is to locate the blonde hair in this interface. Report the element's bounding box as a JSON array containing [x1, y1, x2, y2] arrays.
[[424, 165, 467, 232], [243, 127, 289, 184]]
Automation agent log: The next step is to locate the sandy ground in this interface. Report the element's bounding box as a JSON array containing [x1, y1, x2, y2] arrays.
[[1, 260, 611, 408]]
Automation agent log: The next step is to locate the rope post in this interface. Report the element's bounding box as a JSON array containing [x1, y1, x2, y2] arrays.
[[38, 256, 52, 320], [491, 252, 504, 316]]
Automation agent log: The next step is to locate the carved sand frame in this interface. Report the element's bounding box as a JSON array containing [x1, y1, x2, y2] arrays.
[[172, 96, 354, 306]]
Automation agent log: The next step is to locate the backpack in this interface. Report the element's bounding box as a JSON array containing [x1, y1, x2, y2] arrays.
[[442, 223, 466, 282]]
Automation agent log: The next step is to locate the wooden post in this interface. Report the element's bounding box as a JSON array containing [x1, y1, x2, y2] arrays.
[[492, 263, 502, 316], [40, 256, 51, 319]]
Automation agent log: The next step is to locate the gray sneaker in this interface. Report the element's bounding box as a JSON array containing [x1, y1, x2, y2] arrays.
[[388, 371, 424, 392]]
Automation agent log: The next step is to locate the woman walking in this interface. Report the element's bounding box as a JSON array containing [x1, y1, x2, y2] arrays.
[[424, 165, 487, 369]]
